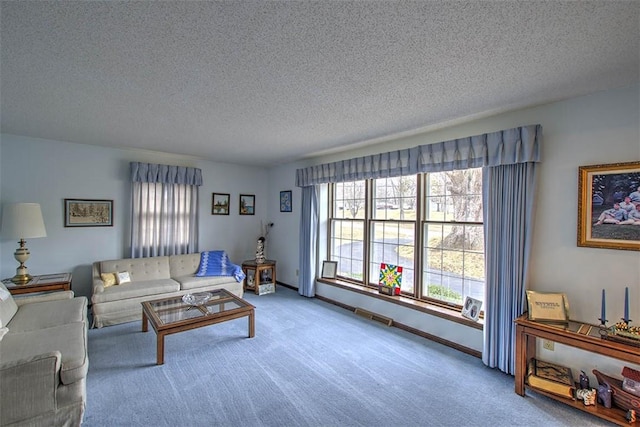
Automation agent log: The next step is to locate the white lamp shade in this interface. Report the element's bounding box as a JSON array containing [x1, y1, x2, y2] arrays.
[[1, 203, 47, 239]]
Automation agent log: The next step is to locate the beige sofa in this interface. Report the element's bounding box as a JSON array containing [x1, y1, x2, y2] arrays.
[[91, 252, 244, 328], [0, 285, 88, 427]]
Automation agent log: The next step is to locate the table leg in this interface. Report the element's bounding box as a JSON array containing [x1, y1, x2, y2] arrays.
[[515, 324, 526, 396], [142, 311, 148, 332], [248, 310, 255, 338], [157, 332, 165, 365]]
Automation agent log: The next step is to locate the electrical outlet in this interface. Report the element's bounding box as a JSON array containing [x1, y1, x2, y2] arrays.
[[543, 340, 554, 351]]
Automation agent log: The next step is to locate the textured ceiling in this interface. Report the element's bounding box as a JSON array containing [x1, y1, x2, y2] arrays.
[[1, 1, 638, 167]]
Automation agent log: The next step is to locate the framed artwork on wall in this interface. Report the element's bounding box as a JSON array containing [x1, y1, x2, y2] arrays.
[[239, 194, 255, 215], [64, 199, 113, 227], [212, 193, 230, 215], [577, 161, 640, 251], [280, 190, 292, 212]]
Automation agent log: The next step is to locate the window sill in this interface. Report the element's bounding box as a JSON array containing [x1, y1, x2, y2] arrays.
[[316, 277, 483, 331]]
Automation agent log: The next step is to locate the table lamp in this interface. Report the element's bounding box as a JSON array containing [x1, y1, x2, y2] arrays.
[[1, 203, 47, 284]]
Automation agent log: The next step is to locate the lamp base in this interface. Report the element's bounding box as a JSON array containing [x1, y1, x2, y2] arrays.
[[11, 273, 32, 284], [12, 240, 33, 284]]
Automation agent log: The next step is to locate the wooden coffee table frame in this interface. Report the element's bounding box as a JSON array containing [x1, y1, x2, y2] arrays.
[[141, 289, 255, 365]]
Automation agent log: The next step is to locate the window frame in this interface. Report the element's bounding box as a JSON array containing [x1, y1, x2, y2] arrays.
[[327, 171, 484, 311]]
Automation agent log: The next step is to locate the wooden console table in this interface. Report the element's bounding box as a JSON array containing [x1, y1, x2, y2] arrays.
[[515, 314, 640, 425]]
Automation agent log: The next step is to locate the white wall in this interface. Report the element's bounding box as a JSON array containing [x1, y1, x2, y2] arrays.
[[0, 135, 270, 298], [268, 84, 640, 371]]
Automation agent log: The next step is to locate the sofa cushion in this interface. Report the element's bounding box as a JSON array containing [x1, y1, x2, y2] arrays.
[[175, 275, 240, 291], [91, 278, 180, 304], [0, 322, 88, 385], [169, 253, 201, 277], [116, 271, 131, 285], [101, 273, 117, 287], [7, 297, 87, 333], [0, 283, 18, 328], [100, 256, 171, 281]]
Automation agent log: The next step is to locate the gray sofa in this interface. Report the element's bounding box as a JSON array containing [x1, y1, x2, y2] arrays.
[[0, 285, 88, 427], [91, 252, 244, 328]]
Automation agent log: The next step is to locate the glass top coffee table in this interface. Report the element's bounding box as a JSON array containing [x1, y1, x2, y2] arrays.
[[141, 289, 255, 365]]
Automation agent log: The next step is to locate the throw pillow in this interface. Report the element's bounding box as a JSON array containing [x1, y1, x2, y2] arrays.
[[195, 251, 227, 277], [116, 271, 131, 285], [101, 273, 117, 287]]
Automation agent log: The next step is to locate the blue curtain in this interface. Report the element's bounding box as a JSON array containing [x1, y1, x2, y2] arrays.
[[130, 162, 202, 258], [296, 125, 540, 186], [130, 162, 203, 185], [482, 162, 538, 374], [298, 186, 318, 297]]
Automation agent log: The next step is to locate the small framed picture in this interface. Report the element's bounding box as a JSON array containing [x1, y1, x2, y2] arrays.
[[64, 199, 113, 227], [461, 297, 482, 322], [212, 193, 230, 215], [321, 261, 338, 279], [280, 190, 292, 212], [239, 194, 255, 215]]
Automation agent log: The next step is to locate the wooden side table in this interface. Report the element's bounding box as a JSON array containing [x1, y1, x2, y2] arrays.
[[3, 273, 72, 295], [241, 260, 276, 295]]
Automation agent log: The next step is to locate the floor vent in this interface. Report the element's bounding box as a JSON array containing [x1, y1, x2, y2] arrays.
[[354, 308, 393, 327]]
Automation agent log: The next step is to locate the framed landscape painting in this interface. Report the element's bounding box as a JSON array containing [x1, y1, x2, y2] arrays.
[[212, 193, 230, 215], [577, 161, 640, 251], [64, 199, 113, 227], [239, 194, 255, 215]]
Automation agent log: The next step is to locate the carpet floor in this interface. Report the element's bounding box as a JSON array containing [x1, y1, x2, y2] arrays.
[[84, 286, 611, 426]]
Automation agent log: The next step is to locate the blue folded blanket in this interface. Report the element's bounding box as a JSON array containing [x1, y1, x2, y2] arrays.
[[195, 251, 246, 282]]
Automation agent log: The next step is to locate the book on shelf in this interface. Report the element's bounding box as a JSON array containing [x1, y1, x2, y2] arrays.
[[527, 359, 575, 399]]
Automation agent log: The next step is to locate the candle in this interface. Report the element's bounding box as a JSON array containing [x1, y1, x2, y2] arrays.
[[601, 289, 606, 322], [624, 287, 629, 322]]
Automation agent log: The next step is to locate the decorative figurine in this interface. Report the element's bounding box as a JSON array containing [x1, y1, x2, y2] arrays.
[[580, 371, 590, 389], [576, 388, 596, 406], [255, 236, 266, 264], [626, 409, 636, 423], [597, 383, 613, 408]]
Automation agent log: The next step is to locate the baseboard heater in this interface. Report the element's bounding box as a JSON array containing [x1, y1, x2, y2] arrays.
[[354, 308, 393, 327]]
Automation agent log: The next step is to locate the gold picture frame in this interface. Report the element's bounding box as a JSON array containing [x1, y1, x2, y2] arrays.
[[577, 161, 640, 251], [526, 291, 569, 323]]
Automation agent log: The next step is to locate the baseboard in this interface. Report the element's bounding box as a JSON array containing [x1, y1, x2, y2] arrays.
[[275, 280, 481, 359]]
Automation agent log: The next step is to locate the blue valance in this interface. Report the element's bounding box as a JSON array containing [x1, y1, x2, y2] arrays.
[[130, 162, 203, 186], [296, 124, 541, 187]]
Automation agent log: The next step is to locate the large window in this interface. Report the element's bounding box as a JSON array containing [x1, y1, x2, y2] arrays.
[[328, 169, 484, 309], [370, 176, 417, 293], [330, 181, 365, 281], [422, 169, 483, 306]]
